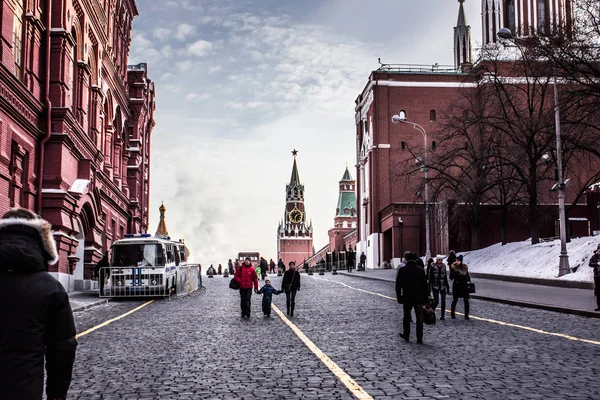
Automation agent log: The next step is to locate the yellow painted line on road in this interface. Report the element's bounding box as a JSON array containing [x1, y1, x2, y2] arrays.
[[75, 300, 155, 339], [313, 276, 600, 347], [272, 303, 373, 400]]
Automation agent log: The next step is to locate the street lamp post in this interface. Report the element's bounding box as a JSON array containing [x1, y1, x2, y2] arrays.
[[391, 114, 431, 261], [497, 28, 570, 276]]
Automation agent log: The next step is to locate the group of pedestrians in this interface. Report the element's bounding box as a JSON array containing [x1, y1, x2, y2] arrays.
[[233, 258, 301, 318], [395, 250, 471, 344]]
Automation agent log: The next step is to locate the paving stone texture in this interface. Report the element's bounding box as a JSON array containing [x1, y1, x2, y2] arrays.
[[67, 273, 600, 399]]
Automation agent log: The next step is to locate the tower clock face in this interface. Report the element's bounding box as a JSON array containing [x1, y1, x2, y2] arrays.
[[289, 209, 303, 224]]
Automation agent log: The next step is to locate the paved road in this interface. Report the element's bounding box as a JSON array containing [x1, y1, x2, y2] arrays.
[[69, 273, 600, 399]]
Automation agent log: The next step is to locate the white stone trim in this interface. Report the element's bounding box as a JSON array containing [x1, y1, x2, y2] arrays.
[[376, 80, 477, 88], [49, 272, 74, 292]]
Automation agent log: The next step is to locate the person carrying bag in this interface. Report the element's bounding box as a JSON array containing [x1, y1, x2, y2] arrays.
[[281, 261, 301, 317]]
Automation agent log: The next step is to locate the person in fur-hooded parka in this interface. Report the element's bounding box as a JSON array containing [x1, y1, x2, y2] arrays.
[[0, 208, 77, 400], [449, 255, 471, 319]]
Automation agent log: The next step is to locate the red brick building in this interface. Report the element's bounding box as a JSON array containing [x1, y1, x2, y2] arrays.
[[354, 0, 595, 269], [277, 151, 313, 267], [0, 0, 155, 290]]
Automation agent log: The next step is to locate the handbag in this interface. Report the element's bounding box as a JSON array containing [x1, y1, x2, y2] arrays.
[[467, 282, 476, 294], [422, 304, 436, 325], [229, 278, 240, 290]]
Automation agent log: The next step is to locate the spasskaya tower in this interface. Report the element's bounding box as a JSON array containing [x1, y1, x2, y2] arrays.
[[277, 150, 313, 267]]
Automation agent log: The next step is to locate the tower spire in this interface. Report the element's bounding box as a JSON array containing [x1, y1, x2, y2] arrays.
[[290, 149, 300, 186], [155, 202, 169, 238], [454, 0, 472, 71]]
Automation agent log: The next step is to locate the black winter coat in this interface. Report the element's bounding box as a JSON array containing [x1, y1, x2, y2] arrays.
[[0, 218, 77, 400], [450, 262, 471, 298], [395, 261, 429, 305], [281, 269, 301, 292]]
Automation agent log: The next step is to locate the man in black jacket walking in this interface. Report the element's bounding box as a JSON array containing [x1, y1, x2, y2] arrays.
[[395, 252, 429, 344], [0, 208, 77, 400]]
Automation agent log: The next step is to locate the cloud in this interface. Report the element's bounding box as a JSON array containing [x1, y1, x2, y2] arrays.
[[187, 40, 214, 57], [185, 92, 211, 101], [176, 60, 195, 71], [153, 28, 171, 40], [175, 23, 197, 41]]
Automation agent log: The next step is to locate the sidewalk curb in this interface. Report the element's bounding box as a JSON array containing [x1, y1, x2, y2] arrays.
[[470, 295, 600, 319], [338, 271, 600, 319], [469, 272, 594, 290], [71, 298, 109, 313]]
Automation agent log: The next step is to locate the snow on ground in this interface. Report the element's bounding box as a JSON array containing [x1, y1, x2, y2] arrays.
[[458, 236, 599, 282]]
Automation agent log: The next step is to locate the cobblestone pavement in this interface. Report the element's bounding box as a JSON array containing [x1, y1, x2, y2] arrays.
[[69, 273, 600, 399]]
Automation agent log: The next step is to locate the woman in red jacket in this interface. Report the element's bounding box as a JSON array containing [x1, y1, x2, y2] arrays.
[[234, 257, 259, 318]]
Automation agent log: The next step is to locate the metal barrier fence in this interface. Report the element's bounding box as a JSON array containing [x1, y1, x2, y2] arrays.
[[311, 261, 356, 274], [99, 264, 201, 298]]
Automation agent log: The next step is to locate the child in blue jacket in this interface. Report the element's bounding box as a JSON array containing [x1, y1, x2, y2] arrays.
[[256, 279, 281, 317]]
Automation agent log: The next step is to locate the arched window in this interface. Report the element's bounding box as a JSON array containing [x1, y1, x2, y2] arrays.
[[506, 0, 516, 33], [432, 140, 437, 152], [537, 0, 547, 34], [13, 0, 25, 79], [429, 110, 436, 122], [399, 110, 407, 120]]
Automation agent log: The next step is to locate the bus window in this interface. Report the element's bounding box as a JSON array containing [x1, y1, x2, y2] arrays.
[[112, 243, 164, 267]]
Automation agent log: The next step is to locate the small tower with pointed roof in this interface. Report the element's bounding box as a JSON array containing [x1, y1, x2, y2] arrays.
[[328, 166, 357, 252], [155, 202, 170, 239], [277, 150, 313, 267], [454, 0, 472, 71]]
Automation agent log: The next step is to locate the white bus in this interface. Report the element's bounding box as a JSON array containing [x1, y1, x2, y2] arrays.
[[99, 234, 189, 297]]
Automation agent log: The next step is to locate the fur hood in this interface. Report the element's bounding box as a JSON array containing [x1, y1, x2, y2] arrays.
[[451, 261, 469, 275], [0, 218, 59, 269]]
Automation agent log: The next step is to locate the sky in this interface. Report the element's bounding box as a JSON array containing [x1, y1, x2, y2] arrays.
[[130, 0, 483, 266]]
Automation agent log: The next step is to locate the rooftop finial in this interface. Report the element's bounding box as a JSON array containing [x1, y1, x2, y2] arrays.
[[292, 149, 298, 158]]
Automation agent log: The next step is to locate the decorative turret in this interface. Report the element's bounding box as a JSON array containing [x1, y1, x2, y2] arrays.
[[155, 202, 169, 239], [454, 0, 472, 71], [334, 166, 357, 225]]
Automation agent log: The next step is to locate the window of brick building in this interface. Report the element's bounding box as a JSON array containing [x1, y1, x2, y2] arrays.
[[13, 0, 25, 79], [430, 110, 436, 122]]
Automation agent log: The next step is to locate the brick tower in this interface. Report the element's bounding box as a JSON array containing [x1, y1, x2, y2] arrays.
[[328, 166, 357, 252], [277, 150, 313, 267]]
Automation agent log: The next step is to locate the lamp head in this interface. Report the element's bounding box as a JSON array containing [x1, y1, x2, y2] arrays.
[[391, 114, 403, 124], [497, 28, 513, 40]]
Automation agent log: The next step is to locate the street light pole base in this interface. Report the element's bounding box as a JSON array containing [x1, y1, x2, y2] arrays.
[[558, 253, 570, 277]]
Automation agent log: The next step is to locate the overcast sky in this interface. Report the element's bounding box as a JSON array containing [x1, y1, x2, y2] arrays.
[[130, 0, 482, 266]]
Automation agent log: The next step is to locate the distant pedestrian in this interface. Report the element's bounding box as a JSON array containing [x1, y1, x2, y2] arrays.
[[282, 262, 301, 316], [260, 257, 268, 278], [395, 252, 428, 344], [255, 265, 262, 280], [429, 256, 450, 320], [450, 255, 471, 319], [207, 265, 216, 276], [0, 208, 77, 399], [304, 261, 309, 273], [416, 256, 425, 269], [228, 259, 234, 275], [234, 257, 259, 318], [269, 258, 276, 274], [446, 250, 456, 267], [256, 278, 282, 317], [588, 244, 600, 311], [277, 258, 285, 274], [95, 251, 109, 296], [426, 257, 434, 283], [359, 252, 366, 270], [217, 264, 222, 275]]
